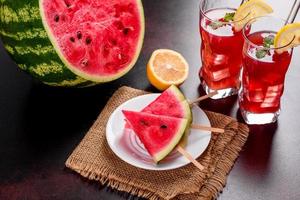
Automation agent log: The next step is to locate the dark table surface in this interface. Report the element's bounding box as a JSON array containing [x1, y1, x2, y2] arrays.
[[1, 0, 300, 199]]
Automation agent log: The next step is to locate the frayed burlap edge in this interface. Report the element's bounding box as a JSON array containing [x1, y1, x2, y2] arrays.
[[177, 120, 249, 200], [65, 86, 249, 200]]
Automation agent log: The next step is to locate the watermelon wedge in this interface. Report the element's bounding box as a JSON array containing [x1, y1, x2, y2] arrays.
[[122, 110, 188, 163], [141, 85, 192, 147]]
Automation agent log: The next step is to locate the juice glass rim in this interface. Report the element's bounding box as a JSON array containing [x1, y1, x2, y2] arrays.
[[199, 0, 249, 24], [242, 15, 295, 51]]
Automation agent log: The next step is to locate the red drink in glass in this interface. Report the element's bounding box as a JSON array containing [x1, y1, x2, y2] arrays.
[[240, 32, 292, 113], [199, 7, 249, 99], [239, 16, 293, 124]]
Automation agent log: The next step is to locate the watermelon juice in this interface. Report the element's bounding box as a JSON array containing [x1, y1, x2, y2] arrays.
[[240, 32, 292, 113], [239, 16, 293, 124], [199, 8, 249, 99]]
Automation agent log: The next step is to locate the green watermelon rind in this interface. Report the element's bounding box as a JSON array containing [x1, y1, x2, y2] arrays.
[[0, 0, 92, 87], [168, 85, 192, 122], [168, 85, 186, 101], [177, 100, 192, 147], [180, 100, 192, 123], [168, 86, 193, 148], [153, 118, 188, 163], [39, 0, 145, 83]]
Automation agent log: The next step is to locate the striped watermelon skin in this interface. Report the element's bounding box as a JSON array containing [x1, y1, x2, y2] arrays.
[[0, 0, 93, 87], [0, 0, 144, 87]]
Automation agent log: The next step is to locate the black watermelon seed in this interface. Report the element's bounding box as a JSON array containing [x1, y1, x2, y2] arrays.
[[54, 15, 59, 22], [140, 120, 149, 126], [70, 37, 75, 42], [85, 37, 92, 45], [64, 1, 71, 7], [81, 59, 88, 66], [123, 28, 130, 35], [160, 125, 168, 129], [77, 31, 82, 39]]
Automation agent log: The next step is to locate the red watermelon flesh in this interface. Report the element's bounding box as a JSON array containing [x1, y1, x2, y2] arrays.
[[142, 85, 189, 118], [41, 0, 144, 82], [122, 110, 188, 163]]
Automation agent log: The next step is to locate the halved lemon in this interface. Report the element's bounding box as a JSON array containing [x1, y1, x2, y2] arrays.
[[274, 23, 300, 54], [147, 49, 189, 91], [233, 0, 273, 31]]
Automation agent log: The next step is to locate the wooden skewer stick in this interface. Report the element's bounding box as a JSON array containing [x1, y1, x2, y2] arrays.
[[186, 91, 223, 133], [177, 146, 204, 171], [188, 91, 218, 105], [191, 124, 225, 134]]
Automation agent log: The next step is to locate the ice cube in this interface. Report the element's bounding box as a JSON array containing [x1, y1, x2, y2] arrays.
[[261, 84, 283, 108], [247, 88, 265, 103], [211, 66, 230, 81]]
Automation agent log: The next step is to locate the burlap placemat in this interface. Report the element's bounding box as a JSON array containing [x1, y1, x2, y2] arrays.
[[65, 86, 249, 200]]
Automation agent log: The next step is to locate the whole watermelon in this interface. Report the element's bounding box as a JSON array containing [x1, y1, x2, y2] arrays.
[[0, 0, 145, 87]]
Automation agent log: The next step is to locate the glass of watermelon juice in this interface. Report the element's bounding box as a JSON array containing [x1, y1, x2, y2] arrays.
[[239, 16, 293, 124], [199, 0, 249, 99]]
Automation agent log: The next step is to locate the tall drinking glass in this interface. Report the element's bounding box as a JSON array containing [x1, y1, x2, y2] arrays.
[[199, 0, 249, 99], [240, 16, 293, 124]]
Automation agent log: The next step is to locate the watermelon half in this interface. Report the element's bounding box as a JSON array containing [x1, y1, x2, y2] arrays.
[[0, 0, 145, 87], [122, 110, 188, 163]]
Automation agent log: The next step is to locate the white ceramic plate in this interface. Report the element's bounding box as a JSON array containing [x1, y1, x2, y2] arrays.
[[106, 94, 211, 170]]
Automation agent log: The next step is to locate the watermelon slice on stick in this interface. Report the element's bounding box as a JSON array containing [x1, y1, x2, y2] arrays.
[[140, 85, 192, 147], [126, 85, 192, 147], [122, 110, 188, 163], [140, 85, 222, 135]]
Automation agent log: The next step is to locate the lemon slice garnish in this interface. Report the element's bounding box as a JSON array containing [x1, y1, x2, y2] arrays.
[[274, 23, 300, 54], [234, 0, 273, 31]]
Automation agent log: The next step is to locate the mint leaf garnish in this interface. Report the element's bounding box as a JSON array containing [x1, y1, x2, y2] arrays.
[[224, 12, 235, 22], [255, 35, 275, 59], [263, 35, 274, 48], [209, 21, 223, 30], [256, 49, 267, 59], [208, 12, 235, 30]]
